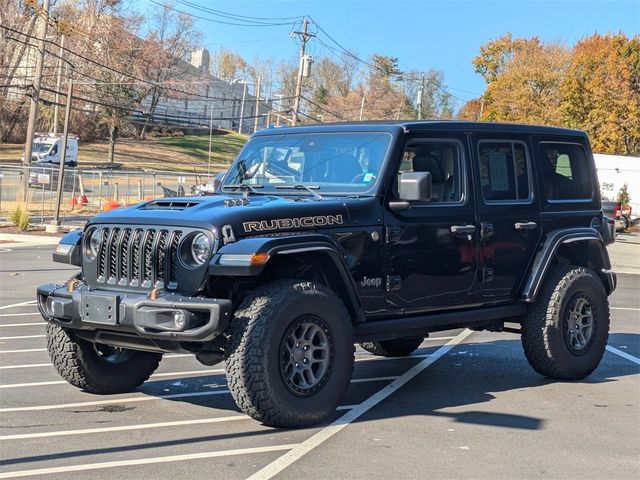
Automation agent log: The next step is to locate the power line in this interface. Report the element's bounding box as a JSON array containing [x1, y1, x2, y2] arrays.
[[149, 0, 298, 27], [172, 0, 304, 23]]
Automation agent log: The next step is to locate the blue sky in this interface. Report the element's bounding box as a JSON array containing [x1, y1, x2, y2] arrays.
[[142, 0, 640, 108]]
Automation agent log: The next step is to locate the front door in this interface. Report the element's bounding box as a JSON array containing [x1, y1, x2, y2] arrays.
[[471, 135, 542, 299], [385, 136, 478, 313]]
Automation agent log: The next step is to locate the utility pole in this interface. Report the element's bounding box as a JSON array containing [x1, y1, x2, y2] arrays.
[[238, 81, 247, 134], [359, 93, 365, 121], [417, 73, 425, 120], [22, 0, 51, 202], [253, 74, 262, 133], [52, 35, 65, 134], [291, 18, 314, 126], [479, 96, 485, 121], [48, 78, 72, 233]]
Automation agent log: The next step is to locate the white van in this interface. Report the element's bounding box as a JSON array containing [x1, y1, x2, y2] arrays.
[[24, 133, 79, 167]]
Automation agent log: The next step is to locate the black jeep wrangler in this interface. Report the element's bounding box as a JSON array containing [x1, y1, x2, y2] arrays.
[[38, 121, 617, 428]]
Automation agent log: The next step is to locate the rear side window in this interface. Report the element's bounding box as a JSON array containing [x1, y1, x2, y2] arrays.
[[540, 143, 592, 200], [478, 141, 531, 202]]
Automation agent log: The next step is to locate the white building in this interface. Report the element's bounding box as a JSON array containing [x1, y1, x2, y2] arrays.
[[594, 153, 640, 217], [143, 48, 271, 133]]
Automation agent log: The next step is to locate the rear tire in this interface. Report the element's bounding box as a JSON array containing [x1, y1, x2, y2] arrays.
[[521, 265, 609, 380], [360, 335, 425, 357], [225, 280, 354, 428], [46, 322, 162, 394]]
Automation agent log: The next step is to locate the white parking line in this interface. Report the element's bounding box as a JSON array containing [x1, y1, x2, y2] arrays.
[[0, 415, 249, 441], [0, 380, 67, 389], [610, 307, 640, 311], [0, 300, 36, 311], [0, 322, 44, 328], [0, 389, 232, 413], [0, 348, 428, 372], [0, 376, 396, 412], [0, 334, 45, 340], [0, 348, 46, 354], [0, 312, 40, 317], [606, 345, 640, 366], [0, 353, 196, 370], [0, 368, 226, 389], [0, 444, 299, 479], [0, 363, 51, 370], [248, 329, 473, 480]]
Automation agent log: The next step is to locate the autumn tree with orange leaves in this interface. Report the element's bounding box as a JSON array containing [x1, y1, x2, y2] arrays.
[[561, 33, 640, 155], [461, 33, 640, 155]]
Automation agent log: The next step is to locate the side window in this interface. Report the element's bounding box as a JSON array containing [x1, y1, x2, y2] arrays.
[[400, 141, 464, 203], [479, 141, 531, 202], [540, 143, 592, 200]]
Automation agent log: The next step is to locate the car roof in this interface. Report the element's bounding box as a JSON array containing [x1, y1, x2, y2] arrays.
[[254, 120, 586, 137]]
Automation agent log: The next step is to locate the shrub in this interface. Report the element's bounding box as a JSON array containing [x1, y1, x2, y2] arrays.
[[9, 206, 31, 231]]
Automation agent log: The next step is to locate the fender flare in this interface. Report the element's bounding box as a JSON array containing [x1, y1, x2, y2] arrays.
[[521, 227, 615, 302], [209, 234, 365, 322]]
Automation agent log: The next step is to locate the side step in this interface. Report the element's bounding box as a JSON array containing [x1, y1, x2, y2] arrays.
[[353, 304, 527, 343]]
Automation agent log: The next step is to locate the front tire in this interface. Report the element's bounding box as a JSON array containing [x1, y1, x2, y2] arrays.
[[360, 335, 425, 357], [225, 280, 354, 428], [521, 265, 609, 380], [46, 323, 162, 394]]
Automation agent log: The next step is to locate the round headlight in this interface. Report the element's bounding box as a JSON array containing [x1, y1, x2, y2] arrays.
[[191, 233, 211, 265], [85, 229, 100, 260]]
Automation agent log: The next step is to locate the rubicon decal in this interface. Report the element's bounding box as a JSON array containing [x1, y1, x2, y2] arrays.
[[243, 214, 343, 232]]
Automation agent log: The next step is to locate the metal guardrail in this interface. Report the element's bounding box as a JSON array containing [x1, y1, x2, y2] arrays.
[[0, 164, 211, 224]]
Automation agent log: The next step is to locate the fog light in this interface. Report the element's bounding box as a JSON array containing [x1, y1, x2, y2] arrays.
[[45, 297, 56, 316], [173, 310, 188, 330]]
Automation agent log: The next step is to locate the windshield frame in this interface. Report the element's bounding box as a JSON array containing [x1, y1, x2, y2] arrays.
[[221, 131, 394, 197]]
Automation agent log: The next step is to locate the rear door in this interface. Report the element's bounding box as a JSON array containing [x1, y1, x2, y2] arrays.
[[471, 134, 542, 299]]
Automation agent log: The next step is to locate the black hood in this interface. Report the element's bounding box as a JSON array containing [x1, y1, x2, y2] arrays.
[[89, 194, 382, 239]]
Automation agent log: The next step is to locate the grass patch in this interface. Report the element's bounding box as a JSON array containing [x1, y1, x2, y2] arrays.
[[0, 133, 248, 173]]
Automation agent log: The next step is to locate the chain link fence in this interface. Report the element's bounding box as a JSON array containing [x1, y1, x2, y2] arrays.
[[0, 165, 210, 225]]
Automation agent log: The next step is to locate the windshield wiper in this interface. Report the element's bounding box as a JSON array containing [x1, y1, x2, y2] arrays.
[[276, 184, 324, 200], [224, 183, 264, 196]]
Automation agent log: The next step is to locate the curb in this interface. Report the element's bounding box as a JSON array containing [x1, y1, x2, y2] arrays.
[[0, 233, 61, 245]]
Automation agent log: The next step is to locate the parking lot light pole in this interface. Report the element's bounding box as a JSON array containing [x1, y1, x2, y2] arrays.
[[47, 78, 73, 234]]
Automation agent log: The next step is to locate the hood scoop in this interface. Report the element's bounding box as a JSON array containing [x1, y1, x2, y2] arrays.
[[142, 200, 201, 211]]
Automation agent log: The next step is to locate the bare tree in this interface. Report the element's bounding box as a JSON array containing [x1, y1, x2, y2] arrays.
[[137, 2, 200, 138], [210, 48, 248, 82]]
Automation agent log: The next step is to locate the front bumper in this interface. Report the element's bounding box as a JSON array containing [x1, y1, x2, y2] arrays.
[[37, 283, 233, 345]]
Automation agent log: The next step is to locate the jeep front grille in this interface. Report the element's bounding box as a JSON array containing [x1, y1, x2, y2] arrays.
[[93, 226, 183, 289]]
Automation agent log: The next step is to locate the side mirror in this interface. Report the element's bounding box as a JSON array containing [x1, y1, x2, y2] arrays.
[[213, 171, 226, 191], [389, 171, 432, 212]]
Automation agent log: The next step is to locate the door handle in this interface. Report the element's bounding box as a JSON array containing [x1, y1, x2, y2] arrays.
[[450, 224, 476, 235], [514, 221, 537, 231]]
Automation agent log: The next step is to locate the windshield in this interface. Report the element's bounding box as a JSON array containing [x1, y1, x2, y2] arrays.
[[222, 132, 392, 195], [32, 142, 53, 154]]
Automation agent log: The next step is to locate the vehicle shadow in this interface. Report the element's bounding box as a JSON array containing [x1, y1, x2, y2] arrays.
[[3, 336, 638, 467], [358, 335, 639, 430]]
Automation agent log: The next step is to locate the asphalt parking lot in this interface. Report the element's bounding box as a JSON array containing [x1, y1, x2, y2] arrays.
[[0, 242, 638, 479]]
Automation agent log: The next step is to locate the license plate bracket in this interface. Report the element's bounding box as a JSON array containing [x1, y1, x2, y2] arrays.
[[81, 292, 119, 325]]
